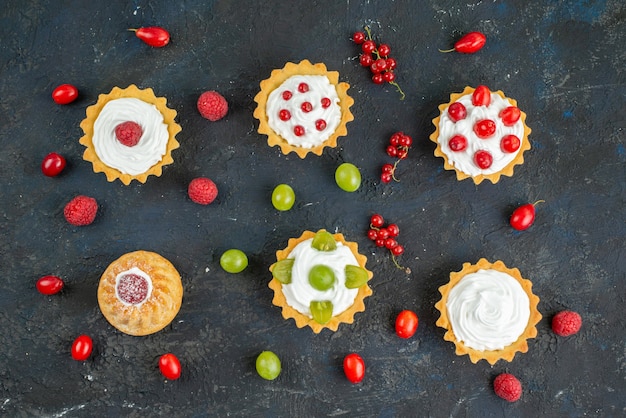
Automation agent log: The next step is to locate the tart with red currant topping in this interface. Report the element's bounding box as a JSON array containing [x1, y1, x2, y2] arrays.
[[97, 250, 183, 336], [79, 85, 181, 185], [253, 60, 354, 158], [430, 86, 531, 184]]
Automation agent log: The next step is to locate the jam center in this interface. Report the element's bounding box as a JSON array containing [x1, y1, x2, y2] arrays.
[[116, 273, 150, 305]]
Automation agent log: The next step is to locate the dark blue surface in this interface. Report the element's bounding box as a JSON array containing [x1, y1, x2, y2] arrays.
[[0, 0, 624, 416]]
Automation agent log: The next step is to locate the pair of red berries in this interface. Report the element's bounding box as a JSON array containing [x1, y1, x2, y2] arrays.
[[381, 132, 413, 184]]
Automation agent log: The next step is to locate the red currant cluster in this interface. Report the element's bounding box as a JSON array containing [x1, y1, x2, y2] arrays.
[[367, 214, 410, 273], [352, 27, 405, 100], [381, 131, 413, 183]]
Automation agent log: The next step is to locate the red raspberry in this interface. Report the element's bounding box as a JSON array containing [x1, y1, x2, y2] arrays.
[[114, 121, 143, 147], [493, 373, 522, 402], [188, 177, 218, 205], [552, 310, 582, 336], [64, 195, 98, 226], [197, 91, 228, 121]]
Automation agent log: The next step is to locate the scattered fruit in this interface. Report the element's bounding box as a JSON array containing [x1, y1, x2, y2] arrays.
[[335, 163, 361, 192], [36, 275, 64, 295], [197, 90, 228, 121], [52, 84, 78, 105], [220, 249, 248, 273], [188, 177, 218, 205], [256, 351, 281, 380], [271, 184, 295, 211], [510, 200, 544, 231], [64, 195, 98, 226], [493, 373, 522, 402], [41, 152, 66, 177], [381, 131, 412, 184], [343, 353, 365, 384], [395, 310, 419, 339], [552, 310, 582, 336], [130, 26, 170, 47], [71, 335, 93, 361], [159, 353, 182, 380], [439, 31, 486, 54], [366, 213, 410, 273]]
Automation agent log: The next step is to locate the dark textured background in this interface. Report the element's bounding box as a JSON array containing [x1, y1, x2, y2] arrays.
[[1, 0, 624, 416]]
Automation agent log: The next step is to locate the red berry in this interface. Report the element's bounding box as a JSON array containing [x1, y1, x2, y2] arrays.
[[381, 172, 393, 183], [301, 102, 313, 113], [352, 31, 366, 44], [383, 71, 396, 83], [197, 91, 228, 121], [367, 229, 378, 241], [399, 134, 412, 147], [389, 132, 402, 146], [501, 134, 521, 153], [315, 119, 327, 131], [359, 53, 373, 67], [377, 43, 391, 56], [391, 245, 404, 256], [188, 177, 218, 205], [397, 148, 408, 160], [448, 135, 467, 152], [294, 125, 305, 136], [298, 83, 309, 93], [362, 40, 376, 53], [41, 152, 66, 177], [370, 61, 382, 74], [472, 85, 491, 106], [36, 275, 64, 295], [510, 201, 543, 231], [64, 195, 98, 226], [474, 119, 496, 138], [395, 310, 419, 338], [71, 335, 93, 361], [343, 353, 365, 384], [370, 214, 384, 228], [447, 102, 467, 122], [384, 238, 398, 249], [493, 373, 522, 402], [282, 91, 292, 100], [159, 353, 182, 380], [453, 32, 487, 54], [374, 59, 387, 72], [386, 58, 397, 70], [377, 228, 390, 240], [279, 109, 291, 121], [387, 223, 399, 237], [551, 310, 582, 336], [114, 121, 143, 147], [321, 97, 331, 108], [474, 150, 493, 169], [386, 145, 398, 157], [372, 73, 384, 84], [500, 106, 521, 126], [382, 163, 394, 173], [375, 239, 386, 247], [133, 26, 170, 47], [52, 84, 78, 105]]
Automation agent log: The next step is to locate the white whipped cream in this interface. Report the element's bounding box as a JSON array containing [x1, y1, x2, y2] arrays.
[[92, 98, 169, 175], [281, 238, 360, 317], [115, 267, 153, 307], [438, 92, 524, 176], [446, 269, 530, 351], [266, 75, 341, 148]]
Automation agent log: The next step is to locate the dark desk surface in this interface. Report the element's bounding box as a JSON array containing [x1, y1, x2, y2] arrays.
[[1, 1, 624, 416]]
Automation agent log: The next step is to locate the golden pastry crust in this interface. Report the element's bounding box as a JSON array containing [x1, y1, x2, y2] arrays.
[[253, 60, 354, 158], [430, 86, 531, 184], [435, 258, 541, 365], [79, 85, 181, 185], [97, 250, 183, 336], [268, 230, 373, 333]]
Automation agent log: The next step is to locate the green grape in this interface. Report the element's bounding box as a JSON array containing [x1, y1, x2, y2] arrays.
[[271, 259, 294, 284], [310, 300, 333, 324], [271, 184, 295, 211], [335, 163, 361, 192], [344, 265, 369, 288], [308, 264, 336, 291], [311, 230, 337, 252], [256, 351, 281, 380], [220, 249, 248, 273]]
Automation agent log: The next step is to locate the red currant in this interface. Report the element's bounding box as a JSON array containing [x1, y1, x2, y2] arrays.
[[301, 102, 312, 113], [298, 83, 309, 93], [387, 223, 399, 237], [500, 106, 521, 126], [399, 134, 412, 147], [372, 73, 384, 84], [375, 239, 386, 247], [472, 85, 491, 106], [282, 91, 292, 100], [382, 163, 394, 173], [367, 229, 378, 240], [386, 145, 398, 157], [377, 228, 390, 240], [360, 53, 373, 67], [447, 102, 467, 122], [474, 119, 496, 138], [373, 58, 387, 72], [315, 119, 327, 131], [293, 125, 305, 136], [448, 135, 467, 152], [370, 214, 384, 228], [353, 31, 366, 44], [362, 40, 376, 53], [321, 97, 331, 108], [474, 150, 493, 169], [389, 132, 401, 146], [41, 152, 66, 177], [391, 245, 404, 256], [397, 149, 408, 160], [279, 109, 291, 121], [381, 172, 393, 183], [377, 43, 391, 57], [383, 71, 396, 83], [501, 134, 521, 153], [384, 238, 398, 249], [386, 58, 397, 70]]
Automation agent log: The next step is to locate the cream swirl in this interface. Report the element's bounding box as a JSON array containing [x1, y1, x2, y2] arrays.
[[446, 269, 530, 351], [438, 92, 524, 176], [114, 267, 153, 307], [266, 75, 341, 148], [281, 238, 359, 317], [92, 98, 169, 175]]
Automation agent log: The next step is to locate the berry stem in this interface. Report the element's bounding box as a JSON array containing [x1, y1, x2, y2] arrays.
[[391, 254, 411, 274], [438, 48, 455, 53], [391, 160, 401, 182], [390, 81, 406, 100]]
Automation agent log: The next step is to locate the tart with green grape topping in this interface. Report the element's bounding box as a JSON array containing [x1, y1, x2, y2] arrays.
[[269, 230, 373, 333]]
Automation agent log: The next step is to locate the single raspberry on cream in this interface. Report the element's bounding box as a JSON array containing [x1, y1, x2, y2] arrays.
[[114, 121, 143, 147]]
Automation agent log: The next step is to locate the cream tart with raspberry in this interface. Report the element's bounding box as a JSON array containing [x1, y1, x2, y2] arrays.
[[79, 85, 181, 185], [253, 60, 354, 158], [97, 250, 183, 336], [430, 85, 531, 184]]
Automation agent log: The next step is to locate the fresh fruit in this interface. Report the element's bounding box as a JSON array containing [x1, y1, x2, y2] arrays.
[[352, 31, 366, 44], [71, 335, 93, 361], [439, 31, 486, 54], [474, 119, 496, 138], [219, 249, 248, 273], [256, 351, 281, 380], [197, 90, 228, 121], [130, 26, 170, 47], [370, 214, 384, 228], [448, 135, 467, 152], [366, 214, 410, 273], [510, 200, 544, 231], [36, 275, 64, 295], [344, 265, 369, 289], [395, 310, 418, 338], [41, 152, 66, 177], [474, 150, 493, 169], [472, 85, 491, 106], [188, 177, 218, 205], [500, 106, 521, 126], [335, 163, 361, 192], [447, 102, 467, 122], [381, 132, 412, 183], [552, 310, 582, 336], [310, 300, 333, 324], [114, 121, 143, 147], [271, 184, 295, 211], [311, 230, 337, 252], [64, 195, 98, 226], [493, 373, 522, 402], [271, 259, 294, 284], [343, 353, 365, 384], [308, 265, 336, 291], [159, 353, 182, 380], [52, 84, 78, 105], [501, 134, 521, 153]]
